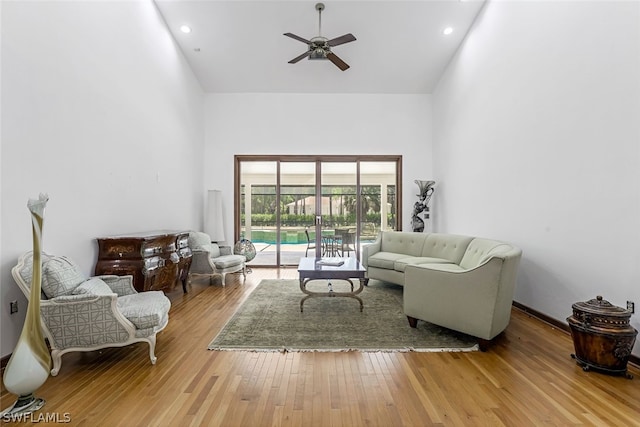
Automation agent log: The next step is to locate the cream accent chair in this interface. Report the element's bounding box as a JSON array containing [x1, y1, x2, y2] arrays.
[[12, 252, 171, 376], [187, 231, 246, 286]]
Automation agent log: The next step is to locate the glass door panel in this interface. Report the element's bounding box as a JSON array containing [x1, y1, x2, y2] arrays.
[[320, 162, 357, 258], [279, 162, 317, 264], [239, 161, 277, 266], [360, 161, 398, 249]]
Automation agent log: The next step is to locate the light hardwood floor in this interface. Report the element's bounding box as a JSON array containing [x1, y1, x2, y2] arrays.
[[2, 268, 639, 426]]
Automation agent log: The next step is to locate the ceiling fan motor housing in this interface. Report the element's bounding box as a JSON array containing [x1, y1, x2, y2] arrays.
[[309, 36, 329, 60]]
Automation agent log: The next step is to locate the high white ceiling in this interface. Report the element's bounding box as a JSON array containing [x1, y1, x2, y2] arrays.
[[155, 0, 485, 94]]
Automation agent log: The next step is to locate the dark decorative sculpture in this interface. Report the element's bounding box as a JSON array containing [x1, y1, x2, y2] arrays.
[[411, 180, 435, 232]]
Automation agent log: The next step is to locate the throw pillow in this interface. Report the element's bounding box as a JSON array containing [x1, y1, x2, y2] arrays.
[[72, 277, 114, 296], [41, 256, 85, 298]]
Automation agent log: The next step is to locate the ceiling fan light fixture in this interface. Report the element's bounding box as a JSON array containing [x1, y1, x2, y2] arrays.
[[309, 49, 327, 60], [283, 3, 355, 71]]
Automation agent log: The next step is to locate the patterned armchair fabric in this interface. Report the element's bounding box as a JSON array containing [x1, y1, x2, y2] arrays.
[[187, 231, 246, 286], [11, 251, 171, 376]]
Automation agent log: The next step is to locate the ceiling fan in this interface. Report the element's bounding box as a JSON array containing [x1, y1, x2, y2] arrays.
[[284, 3, 356, 71]]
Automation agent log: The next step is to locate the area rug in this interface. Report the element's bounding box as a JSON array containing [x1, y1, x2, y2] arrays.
[[208, 279, 478, 352]]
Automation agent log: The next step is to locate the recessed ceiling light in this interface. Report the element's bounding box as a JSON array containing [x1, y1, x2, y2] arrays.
[[180, 25, 192, 34], [443, 27, 454, 36]]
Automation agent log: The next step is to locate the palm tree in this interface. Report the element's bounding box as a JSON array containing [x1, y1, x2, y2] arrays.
[[360, 186, 381, 214]]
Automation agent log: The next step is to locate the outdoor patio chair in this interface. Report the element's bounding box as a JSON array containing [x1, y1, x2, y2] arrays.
[[304, 228, 317, 257]]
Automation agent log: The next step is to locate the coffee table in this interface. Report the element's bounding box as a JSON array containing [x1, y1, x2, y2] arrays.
[[297, 257, 367, 312]]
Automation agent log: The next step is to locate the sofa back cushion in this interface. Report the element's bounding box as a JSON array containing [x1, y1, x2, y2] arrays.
[[459, 238, 513, 269], [380, 231, 426, 257], [420, 233, 473, 264]]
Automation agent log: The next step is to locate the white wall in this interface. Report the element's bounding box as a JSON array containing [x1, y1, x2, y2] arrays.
[[433, 1, 640, 355], [204, 93, 433, 242], [1, 1, 205, 358]]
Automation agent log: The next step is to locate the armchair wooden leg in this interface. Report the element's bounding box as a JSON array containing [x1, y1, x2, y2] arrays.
[[221, 272, 226, 287], [50, 350, 62, 377], [147, 335, 158, 364]]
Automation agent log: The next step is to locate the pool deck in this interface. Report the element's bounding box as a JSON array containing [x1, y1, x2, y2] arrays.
[[246, 241, 371, 266]]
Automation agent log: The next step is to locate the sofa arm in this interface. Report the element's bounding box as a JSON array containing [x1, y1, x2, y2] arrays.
[[404, 257, 515, 340], [361, 234, 382, 269]]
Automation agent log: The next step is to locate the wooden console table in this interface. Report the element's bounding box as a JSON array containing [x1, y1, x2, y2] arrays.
[[94, 230, 192, 293]]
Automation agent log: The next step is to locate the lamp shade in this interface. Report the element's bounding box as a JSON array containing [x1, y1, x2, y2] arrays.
[[205, 190, 225, 242]]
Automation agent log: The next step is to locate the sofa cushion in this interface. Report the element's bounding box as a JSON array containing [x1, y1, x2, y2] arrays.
[[459, 238, 512, 270], [42, 256, 85, 298], [367, 252, 408, 270], [421, 233, 473, 263], [72, 277, 114, 296], [212, 254, 245, 269], [380, 232, 426, 257], [117, 291, 170, 330], [394, 256, 453, 272]]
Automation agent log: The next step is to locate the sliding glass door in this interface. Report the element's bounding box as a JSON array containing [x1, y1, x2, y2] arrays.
[[238, 161, 278, 265], [235, 155, 401, 267], [280, 162, 317, 264]]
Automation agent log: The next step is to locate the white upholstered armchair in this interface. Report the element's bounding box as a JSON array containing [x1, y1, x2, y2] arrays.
[[11, 252, 171, 376], [187, 231, 246, 286]]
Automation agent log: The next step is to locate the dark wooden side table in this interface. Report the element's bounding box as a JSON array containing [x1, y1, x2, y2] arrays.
[[297, 257, 367, 312]]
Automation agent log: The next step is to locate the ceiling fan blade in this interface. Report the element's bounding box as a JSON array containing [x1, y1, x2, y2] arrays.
[[326, 52, 350, 71], [327, 33, 356, 47], [284, 33, 311, 44], [288, 50, 313, 64]]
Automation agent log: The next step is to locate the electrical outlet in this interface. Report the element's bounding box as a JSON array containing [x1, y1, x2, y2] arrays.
[[627, 301, 635, 314], [10, 300, 18, 314]]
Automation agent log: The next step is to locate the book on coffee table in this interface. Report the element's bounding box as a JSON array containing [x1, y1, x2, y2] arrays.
[[316, 257, 345, 266]]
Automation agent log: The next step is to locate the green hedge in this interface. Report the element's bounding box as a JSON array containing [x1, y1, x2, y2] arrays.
[[240, 213, 389, 227]]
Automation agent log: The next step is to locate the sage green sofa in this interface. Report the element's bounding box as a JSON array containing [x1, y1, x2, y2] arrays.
[[362, 231, 522, 348]]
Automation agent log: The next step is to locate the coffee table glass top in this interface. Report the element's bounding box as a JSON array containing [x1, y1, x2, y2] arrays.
[[297, 257, 365, 276]]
